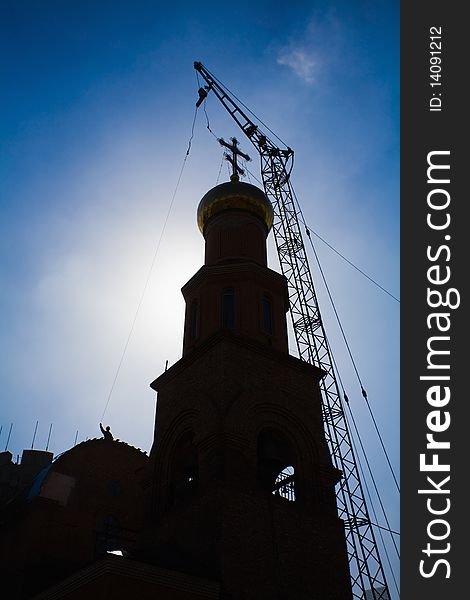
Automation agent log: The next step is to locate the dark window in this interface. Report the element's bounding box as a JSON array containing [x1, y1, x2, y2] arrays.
[[170, 433, 198, 508], [222, 287, 235, 329], [189, 299, 199, 340], [107, 480, 122, 497], [95, 515, 122, 556], [262, 294, 272, 335]]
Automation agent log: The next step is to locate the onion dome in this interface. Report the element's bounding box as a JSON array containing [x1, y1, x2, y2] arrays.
[[197, 176, 274, 234]]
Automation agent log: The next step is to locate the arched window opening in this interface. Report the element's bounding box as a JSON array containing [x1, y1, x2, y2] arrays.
[[257, 430, 296, 502], [262, 293, 272, 335], [222, 287, 235, 329], [273, 465, 295, 502], [189, 299, 199, 341], [170, 433, 198, 507]]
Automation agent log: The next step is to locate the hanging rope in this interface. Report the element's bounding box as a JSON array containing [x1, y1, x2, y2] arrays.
[[240, 158, 252, 183], [186, 105, 198, 156], [203, 102, 219, 140], [216, 153, 225, 185], [196, 70, 219, 141], [100, 106, 199, 422]]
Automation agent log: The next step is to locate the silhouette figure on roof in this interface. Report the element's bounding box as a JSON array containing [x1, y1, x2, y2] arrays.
[[99, 423, 114, 441]]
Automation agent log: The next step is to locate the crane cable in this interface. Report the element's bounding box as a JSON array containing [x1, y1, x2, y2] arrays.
[[302, 223, 400, 495], [285, 180, 400, 495], [329, 352, 400, 596], [305, 227, 399, 303], [290, 186, 401, 594], [346, 402, 401, 589], [330, 351, 400, 557], [347, 403, 401, 597], [243, 164, 399, 304], [100, 105, 199, 423]]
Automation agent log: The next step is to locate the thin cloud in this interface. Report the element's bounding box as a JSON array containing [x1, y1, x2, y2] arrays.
[[277, 48, 319, 84], [275, 9, 344, 85]]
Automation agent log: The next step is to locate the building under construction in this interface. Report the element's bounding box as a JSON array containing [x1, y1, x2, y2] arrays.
[[0, 63, 396, 600]]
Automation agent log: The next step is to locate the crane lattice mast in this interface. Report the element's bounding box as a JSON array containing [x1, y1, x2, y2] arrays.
[[194, 61, 390, 600]]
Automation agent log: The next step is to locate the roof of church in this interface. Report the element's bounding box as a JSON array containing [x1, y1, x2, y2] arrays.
[[197, 177, 274, 233], [22, 438, 147, 504]]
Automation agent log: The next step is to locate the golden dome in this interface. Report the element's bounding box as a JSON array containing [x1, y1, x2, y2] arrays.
[[197, 177, 274, 234]]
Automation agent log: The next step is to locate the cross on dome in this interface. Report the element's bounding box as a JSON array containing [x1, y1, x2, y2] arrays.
[[218, 137, 251, 181]]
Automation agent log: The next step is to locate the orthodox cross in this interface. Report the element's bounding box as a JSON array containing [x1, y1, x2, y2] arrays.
[[218, 137, 250, 180]]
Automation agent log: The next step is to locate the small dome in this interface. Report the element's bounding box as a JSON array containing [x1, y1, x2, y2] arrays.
[[197, 178, 274, 234]]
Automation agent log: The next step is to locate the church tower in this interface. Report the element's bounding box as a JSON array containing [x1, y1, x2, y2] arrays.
[[143, 175, 352, 600]]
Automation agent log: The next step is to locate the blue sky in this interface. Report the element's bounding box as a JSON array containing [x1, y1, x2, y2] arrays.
[[1, 0, 399, 591]]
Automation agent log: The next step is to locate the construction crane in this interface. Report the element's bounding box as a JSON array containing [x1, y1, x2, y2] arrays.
[[194, 60, 391, 600]]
